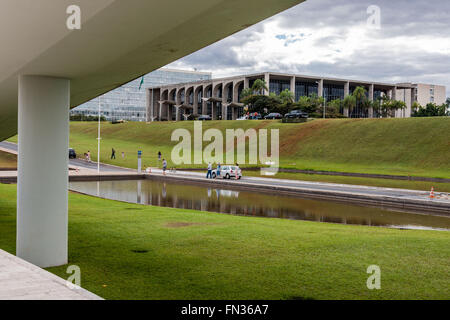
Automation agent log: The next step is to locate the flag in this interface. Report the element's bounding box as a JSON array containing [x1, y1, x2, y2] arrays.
[[139, 76, 144, 90]]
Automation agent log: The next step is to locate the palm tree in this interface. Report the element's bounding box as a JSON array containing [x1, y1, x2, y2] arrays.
[[343, 95, 356, 117], [351, 86, 368, 117], [251, 79, 268, 95], [279, 89, 294, 105]]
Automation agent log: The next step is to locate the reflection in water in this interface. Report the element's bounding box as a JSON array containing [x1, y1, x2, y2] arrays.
[[69, 180, 450, 231]]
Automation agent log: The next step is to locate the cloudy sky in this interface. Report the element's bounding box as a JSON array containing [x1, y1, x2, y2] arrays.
[[167, 0, 450, 97]]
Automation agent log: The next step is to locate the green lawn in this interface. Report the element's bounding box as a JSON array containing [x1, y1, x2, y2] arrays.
[[0, 151, 16, 168], [0, 183, 448, 300]]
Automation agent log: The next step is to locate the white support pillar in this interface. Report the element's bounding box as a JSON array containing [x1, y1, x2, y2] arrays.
[[264, 73, 270, 96], [368, 84, 374, 118], [290, 76, 296, 101], [17, 75, 70, 268], [344, 81, 350, 117], [317, 79, 323, 97]]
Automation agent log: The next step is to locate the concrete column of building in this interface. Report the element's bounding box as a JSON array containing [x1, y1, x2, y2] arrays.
[[244, 78, 250, 90], [317, 79, 323, 97], [17, 75, 70, 268], [211, 102, 216, 120], [290, 76, 296, 101], [202, 88, 208, 115], [167, 105, 172, 121], [222, 103, 228, 121], [368, 84, 374, 118], [159, 102, 163, 121], [146, 88, 151, 122], [264, 73, 270, 96], [343, 81, 350, 117], [232, 107, 238, 120], [175, 106, 180, 121], [193, 88, 199, 116]]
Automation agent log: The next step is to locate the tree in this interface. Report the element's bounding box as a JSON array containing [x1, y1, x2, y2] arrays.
[[251, 79, 268, 95], [351, 86, 368, 117], [343, 95, 356, 115], [412, 102, 448, 117]]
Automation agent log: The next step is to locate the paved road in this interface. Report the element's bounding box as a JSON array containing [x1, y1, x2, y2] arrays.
[[0, 141, 131, 172]]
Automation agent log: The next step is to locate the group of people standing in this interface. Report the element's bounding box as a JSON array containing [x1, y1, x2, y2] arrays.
[[206, 162, 221, 179]]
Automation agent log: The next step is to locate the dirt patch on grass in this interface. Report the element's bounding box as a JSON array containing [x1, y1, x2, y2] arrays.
[[165, 222, 219, 228]]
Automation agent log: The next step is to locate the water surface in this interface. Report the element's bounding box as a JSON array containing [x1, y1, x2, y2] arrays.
[[69, 179, 450, 231]]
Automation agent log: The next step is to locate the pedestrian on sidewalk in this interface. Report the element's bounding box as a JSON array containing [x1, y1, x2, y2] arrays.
[[111, 148, 116, 159], [162, 159, 167, 175], [216, 163, 221, 178], [206, 162, 212, 179], [87, 150, 91, 162]]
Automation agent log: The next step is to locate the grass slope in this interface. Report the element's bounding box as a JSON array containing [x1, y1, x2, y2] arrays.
[[0, 183, 448, 300], [59, 117, 450, 179]]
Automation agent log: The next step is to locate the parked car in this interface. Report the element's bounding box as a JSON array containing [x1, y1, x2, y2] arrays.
[[198, 115, 212, 121], [264, 112, 282, 119], [69, 148, 77, 159], [213, 165, 242, 179], [284, 110, 308, 119]]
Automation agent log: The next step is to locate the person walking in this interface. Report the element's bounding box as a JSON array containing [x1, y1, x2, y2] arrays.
[[87, 150, 91, 162], [158, 151, 162, 162], [162, 159, 167, 175], [206, 162, 212, 179], [216, 163, 221, 178], [111, 148, 116, 159], [121, 151, 125, 159]]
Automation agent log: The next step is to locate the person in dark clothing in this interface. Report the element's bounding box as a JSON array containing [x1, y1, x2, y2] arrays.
[[111, 148, 116, 159]]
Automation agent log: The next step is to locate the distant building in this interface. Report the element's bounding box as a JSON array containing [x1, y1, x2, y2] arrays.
[[70, 68, 211, 121], [147, 72, 446, 121]]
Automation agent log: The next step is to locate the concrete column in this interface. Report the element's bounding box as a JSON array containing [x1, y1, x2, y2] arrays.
[[232, 107, 237, 120], [211, 103, 216, 120], [193, 88, 199, 116], [344, 81, 350, 117], [202, 88, 208, 115], [17, 75, 70, 268], [222, 103, 228, 121], [317, 79, 323, 97], [264, 73, 270, 96], [146, 89, 151, 122], [290, 76, 296, 101], [175, 106, 180, 121], [244, 78, 250, 90], [368, 84, 374, 118]]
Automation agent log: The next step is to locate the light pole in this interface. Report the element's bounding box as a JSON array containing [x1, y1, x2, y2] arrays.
[[97, 95, 101, 173], [323, 97, 326, 119]]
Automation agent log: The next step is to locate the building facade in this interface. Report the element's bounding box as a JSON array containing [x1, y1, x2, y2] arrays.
[[147, 72, 446, 121], [70, 68, 211, 122]]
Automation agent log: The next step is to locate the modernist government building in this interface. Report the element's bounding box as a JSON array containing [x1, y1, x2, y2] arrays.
[[146, 72, 446, 121]]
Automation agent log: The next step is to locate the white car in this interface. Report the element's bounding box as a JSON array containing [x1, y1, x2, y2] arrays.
[[213, 165, 242, 179]]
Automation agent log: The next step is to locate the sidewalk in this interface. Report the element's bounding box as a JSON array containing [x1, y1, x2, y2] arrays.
[[0, 249, 102, 300]]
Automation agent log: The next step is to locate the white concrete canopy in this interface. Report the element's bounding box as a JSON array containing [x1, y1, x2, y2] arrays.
[[0, 0, 304, 141]]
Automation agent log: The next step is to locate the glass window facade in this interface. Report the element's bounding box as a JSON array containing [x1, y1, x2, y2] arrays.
[[269, 79, 291, 96], [295, 81, 318, 101], [70, 69, 211, 121], [323, 84, 344, 102]]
